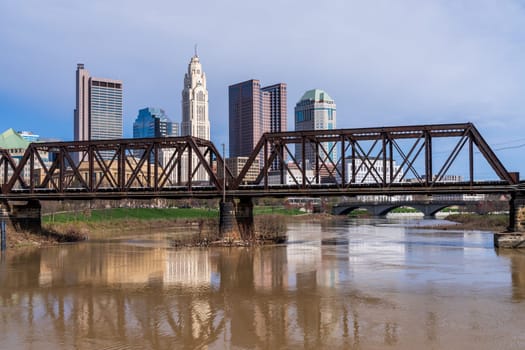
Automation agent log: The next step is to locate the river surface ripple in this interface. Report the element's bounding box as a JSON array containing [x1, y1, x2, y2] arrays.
[[1, 217, 525, 349]]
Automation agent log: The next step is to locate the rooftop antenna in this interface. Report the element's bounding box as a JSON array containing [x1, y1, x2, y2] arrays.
[[194, 44, 198, 57]]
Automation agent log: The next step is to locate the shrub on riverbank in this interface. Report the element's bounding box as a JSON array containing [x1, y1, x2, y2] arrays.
[[255, 215, 287, 241]]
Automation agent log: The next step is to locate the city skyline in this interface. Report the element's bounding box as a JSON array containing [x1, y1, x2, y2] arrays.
[[2, 1, 525, 176]]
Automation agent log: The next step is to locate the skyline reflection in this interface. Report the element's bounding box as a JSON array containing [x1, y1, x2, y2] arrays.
[[1, 219, 524, 349]]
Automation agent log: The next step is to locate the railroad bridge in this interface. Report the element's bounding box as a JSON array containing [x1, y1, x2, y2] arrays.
[[1, 122, 524, 243]]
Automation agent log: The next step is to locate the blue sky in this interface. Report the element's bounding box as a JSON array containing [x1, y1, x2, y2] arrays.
[[1, 0, 525, 177]]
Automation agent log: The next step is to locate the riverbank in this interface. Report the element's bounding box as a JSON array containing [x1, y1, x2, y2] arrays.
[[3, 227, 87, 250], [433, 213, 508, 232], [4, 209, 510, 249]]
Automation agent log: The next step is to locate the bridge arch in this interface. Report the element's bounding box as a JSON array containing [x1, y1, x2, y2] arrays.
[[375, 204, 456, 217], [332, 205, 368, 216], [333, 202, 461, 218]]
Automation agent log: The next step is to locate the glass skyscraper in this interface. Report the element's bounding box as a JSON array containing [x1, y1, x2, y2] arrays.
[[133, 107, 178, 139]]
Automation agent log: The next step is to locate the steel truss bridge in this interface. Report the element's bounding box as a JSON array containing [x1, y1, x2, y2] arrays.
[[0, 122, 520, 201]]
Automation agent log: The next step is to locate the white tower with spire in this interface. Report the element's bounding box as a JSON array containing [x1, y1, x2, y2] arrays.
[[181, 50, 210, 140], [180, 50, 210, 183]]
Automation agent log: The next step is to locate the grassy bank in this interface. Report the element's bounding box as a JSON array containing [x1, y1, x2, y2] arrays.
[[43, 206, 307, 224], [41, 206, 305, 239], [444, 213, 508, 232], [43, 207, 219, 224], [253, 207, 305, 216]]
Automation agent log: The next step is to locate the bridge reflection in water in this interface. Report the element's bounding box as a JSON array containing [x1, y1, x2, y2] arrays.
[[1, 220, 525, 349]]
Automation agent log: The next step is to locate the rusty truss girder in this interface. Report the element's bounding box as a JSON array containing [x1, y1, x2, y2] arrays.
[[0, 123, 519, 199], [0, 136, 234, 197], [232, 122, 518, 190]]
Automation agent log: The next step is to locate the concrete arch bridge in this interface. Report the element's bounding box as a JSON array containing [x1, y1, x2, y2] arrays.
[[332, 199, 469, 217]]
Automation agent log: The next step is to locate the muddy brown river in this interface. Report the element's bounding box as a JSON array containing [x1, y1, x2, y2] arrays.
[[1, 218, 525, 349]]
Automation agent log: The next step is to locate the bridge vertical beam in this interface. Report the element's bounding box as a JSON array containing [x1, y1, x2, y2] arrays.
[[425, 131, 432, 185], [187, 146, 192, 189], [315, 140, 320, 185], [382, 133, 387, 185], [279, 144, 284, 186], [469, 136, 474, 186], [59, 149, 65, 193], [88, 145, 94, 191], [177, 146, 182, 186], [3, 157, 7, 188], [301, 137, 306, 185], [119, 145, 126, 190], [340, 136, 346, 184], [351, 140, 356, 183], [29, 148, 35, 193], [264, 141, 268, 189], [152, 143, 157, 190]]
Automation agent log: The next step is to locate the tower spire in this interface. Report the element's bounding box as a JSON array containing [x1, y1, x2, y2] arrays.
[[194, 44, 198, 57]]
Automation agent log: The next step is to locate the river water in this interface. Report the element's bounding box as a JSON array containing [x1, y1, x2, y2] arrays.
[[1, 218, 525, 349]]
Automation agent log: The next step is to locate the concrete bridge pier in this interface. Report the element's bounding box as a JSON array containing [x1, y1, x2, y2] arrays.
[[236, 197, 255, 241], [495, 193, 525, 248], [507, 193, 525, 232], [219, 197, 255, 241], [0, 200, 42, 243], [219, 199, 235, 238]]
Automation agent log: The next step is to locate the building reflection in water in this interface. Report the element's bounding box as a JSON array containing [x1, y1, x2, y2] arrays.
[[497, 249, 525, 301], [2, 220, 521, 349]]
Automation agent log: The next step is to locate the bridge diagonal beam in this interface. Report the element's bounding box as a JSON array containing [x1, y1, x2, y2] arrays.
[[238, 135, 273, 189], [187, 137, 223, 189], [283, 142, 306, 187], [36, 150, 61, 192], [0, 150, 24, 193], [252, 142, 280, 189], [5, 148, 30, 192], [390, 136, 425, 184], [62, 148, 90, 191], [316, 139, 341, 184], [34, 145, 60, 192], [352, 139, 383, 184], [431, 129, 470, 186], [469, 125, 518, 184], [316, 137, 342, 181], [123, 144, 153, 189], [92, 146, 121, 190], [157, 143, 185, 188]]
